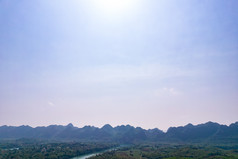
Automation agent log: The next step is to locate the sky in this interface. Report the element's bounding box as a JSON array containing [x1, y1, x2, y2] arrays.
[[0, 0, 238, 131]]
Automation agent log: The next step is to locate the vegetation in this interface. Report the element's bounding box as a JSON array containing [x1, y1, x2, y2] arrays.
[[90, 144, 238, 159], [1, 139, 238, 159], [1, 122, 238, 158], [0, 139, 117, 159]]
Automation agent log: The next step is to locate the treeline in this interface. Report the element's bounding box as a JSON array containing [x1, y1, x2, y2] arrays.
[[90, 144, 238, 159], [0, 139, 117, 159]]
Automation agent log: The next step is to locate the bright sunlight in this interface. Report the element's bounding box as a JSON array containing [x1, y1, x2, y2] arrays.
[[93, 0, 136, 15]]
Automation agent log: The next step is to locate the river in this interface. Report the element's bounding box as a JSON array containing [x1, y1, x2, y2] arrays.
[[71, 152, 102, 159], [71, 145, 126, 159]]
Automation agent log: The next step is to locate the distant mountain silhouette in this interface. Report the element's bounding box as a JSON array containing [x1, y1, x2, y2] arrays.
[[165, 122, 238, 143], [0, 122, 238, 144]]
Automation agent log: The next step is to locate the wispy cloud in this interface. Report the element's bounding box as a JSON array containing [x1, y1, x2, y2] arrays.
[[75, 63, 196, 85], [48, 101, 55, 107], [154, 87, 182, 97]]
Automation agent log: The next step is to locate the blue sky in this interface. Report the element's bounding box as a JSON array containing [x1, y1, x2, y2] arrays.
[[0, 0, 238, 130]]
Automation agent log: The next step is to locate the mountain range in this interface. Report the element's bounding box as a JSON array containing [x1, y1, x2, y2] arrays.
[[1, 122, 238, 144]]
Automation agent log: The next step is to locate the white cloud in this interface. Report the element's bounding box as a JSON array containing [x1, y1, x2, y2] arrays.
[[48, 101, 55, 107], [163, 87, 181, 95], [154, 87, 182, 97]]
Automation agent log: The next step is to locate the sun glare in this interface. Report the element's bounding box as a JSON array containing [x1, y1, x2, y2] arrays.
[[94, 0, 136, 15]]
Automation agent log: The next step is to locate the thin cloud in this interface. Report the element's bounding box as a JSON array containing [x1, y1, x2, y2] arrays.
[[155, 87, 182, 97], [48, 101, 55, 107]]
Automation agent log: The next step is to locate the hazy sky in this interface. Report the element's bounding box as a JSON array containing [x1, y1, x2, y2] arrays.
[[0, 0, 238, 131]]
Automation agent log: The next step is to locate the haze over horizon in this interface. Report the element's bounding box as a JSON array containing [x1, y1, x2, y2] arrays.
[[0, 0, 238, 131], [2, 121, 238, 133]]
